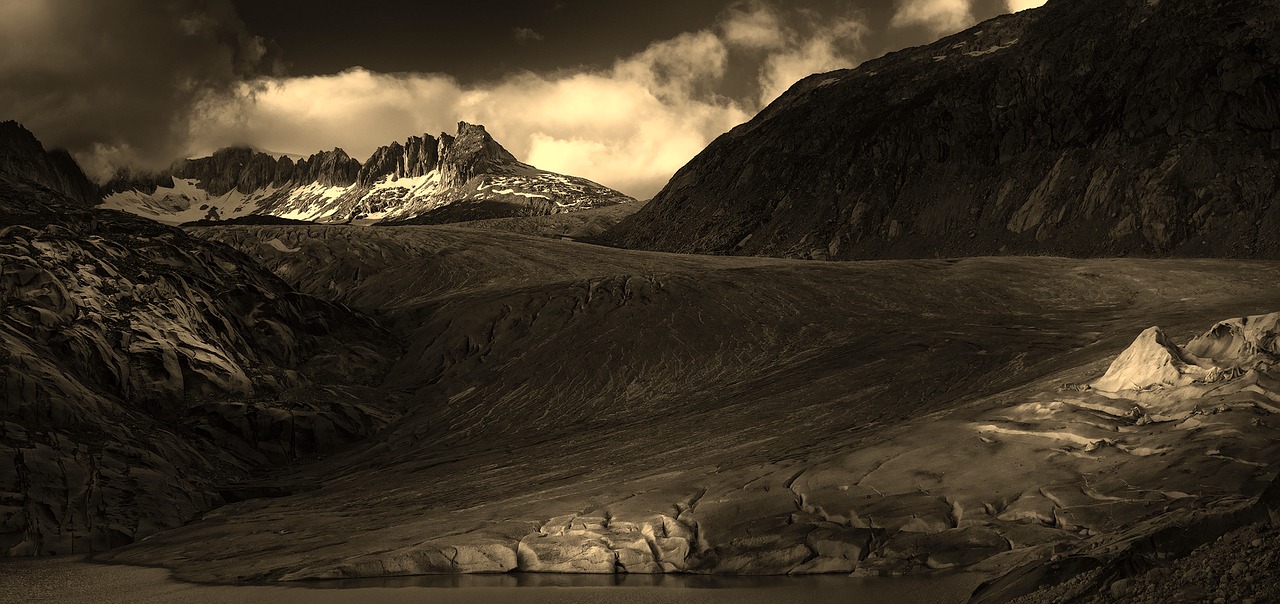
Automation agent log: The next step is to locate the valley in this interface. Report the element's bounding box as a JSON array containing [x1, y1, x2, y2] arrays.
[[81, 222, 1280, 602]]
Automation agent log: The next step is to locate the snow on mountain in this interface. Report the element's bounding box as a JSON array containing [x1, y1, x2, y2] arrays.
[[102, 122, 634, 225]]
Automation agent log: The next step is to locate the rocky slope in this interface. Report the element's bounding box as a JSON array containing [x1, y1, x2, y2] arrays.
[[1010, 520, 1280, 603], [608, 0, 1280, 260], [0, 129, 399, 555], [102, 122, 633, 225]]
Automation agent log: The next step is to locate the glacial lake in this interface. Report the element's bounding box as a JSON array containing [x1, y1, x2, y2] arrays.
[[0, 556, 986, 603]]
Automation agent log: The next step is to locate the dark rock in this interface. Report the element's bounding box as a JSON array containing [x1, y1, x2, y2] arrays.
[[437, 122, 520, 191], [292, 148, 360, 188], [166, 147, 298, 196], [403, 134, 440, 178], [357, 141, 405, 187], [356, 135, 441, 187]]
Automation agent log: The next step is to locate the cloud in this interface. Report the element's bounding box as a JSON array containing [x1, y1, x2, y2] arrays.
[[720, 2, 788, 50], [891, 0, 975, 35], [612, 31, 731, 103], [512, 27, 545, 45], [1006, 0, 1046, 11], [758, 18, 867, 105], [0, 0, 274, 179]]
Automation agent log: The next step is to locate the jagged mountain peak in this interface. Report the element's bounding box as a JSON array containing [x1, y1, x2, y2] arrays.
[[436, 121, 522, 191], [101, 120, 633, 225]]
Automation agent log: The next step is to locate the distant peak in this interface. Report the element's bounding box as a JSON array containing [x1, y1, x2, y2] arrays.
[[0, 120, 41, 148], [0, 120, 99, 205]]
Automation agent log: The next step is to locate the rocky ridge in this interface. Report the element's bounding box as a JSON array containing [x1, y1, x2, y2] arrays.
[[608, 0, 1280, 260], [102, 122, 633, 225]]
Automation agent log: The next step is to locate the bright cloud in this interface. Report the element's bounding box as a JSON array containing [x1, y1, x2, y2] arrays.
[[891, 0, 975, 35], [720, 2, 788, 50], [758, 18, 867, 105], [1007, 0, 1047, 11]]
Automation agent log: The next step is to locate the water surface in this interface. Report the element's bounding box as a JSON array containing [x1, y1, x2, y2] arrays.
[[0, 557, 985, 603]]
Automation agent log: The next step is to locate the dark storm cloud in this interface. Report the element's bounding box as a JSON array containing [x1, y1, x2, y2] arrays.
[[0, 0, 1045, 193], [0, 0, 277, 178]]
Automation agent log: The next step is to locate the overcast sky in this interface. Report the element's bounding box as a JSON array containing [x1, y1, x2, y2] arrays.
[[0, 0, 1046, 198]]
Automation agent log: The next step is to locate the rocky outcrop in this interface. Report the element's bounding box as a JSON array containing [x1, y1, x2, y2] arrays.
[[167, 147, 294, 196], [104, 148, 299, 198], [0, 121, 98, 206], [608, 0, 1280, 260], [403, 135, 440, 179], [356, 135, 443, 187], [436, 122, 520, 191], [290, 148, 360, 188]]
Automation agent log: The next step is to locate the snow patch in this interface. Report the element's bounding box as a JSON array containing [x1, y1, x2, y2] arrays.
[[966, 40, 1019, 57]]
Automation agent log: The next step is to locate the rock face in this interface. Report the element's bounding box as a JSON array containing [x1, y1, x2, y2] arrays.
[[355, 135, 441, 187], [102, 122, 633, 225], [608, 0, 1280, 260], [0, 121, 98, 206], [436, 122, 519, 191], [291, 148, 360, 189], [0, 126, 399, 555]]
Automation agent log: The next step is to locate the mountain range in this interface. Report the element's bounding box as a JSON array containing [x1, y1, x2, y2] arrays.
[[6, 0, 1280, 601], [102, 122, 633, 225]]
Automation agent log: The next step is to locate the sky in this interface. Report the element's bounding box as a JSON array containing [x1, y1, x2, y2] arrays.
[[0, 0, 1046, 198]]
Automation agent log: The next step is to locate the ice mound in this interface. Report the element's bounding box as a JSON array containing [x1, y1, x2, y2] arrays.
[[1093, 314, 1280, 393], [1092, 326, 1217, 392], [1185, 312, 1280, 367]]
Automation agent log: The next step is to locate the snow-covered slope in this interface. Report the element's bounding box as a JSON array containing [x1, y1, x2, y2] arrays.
[[102, 122, 633, 225]]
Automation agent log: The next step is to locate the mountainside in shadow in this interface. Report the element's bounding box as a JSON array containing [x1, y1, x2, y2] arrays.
[[102, 122, 632, 225], [0, 125, 400, 555], [608, 0, 1280, 260]]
